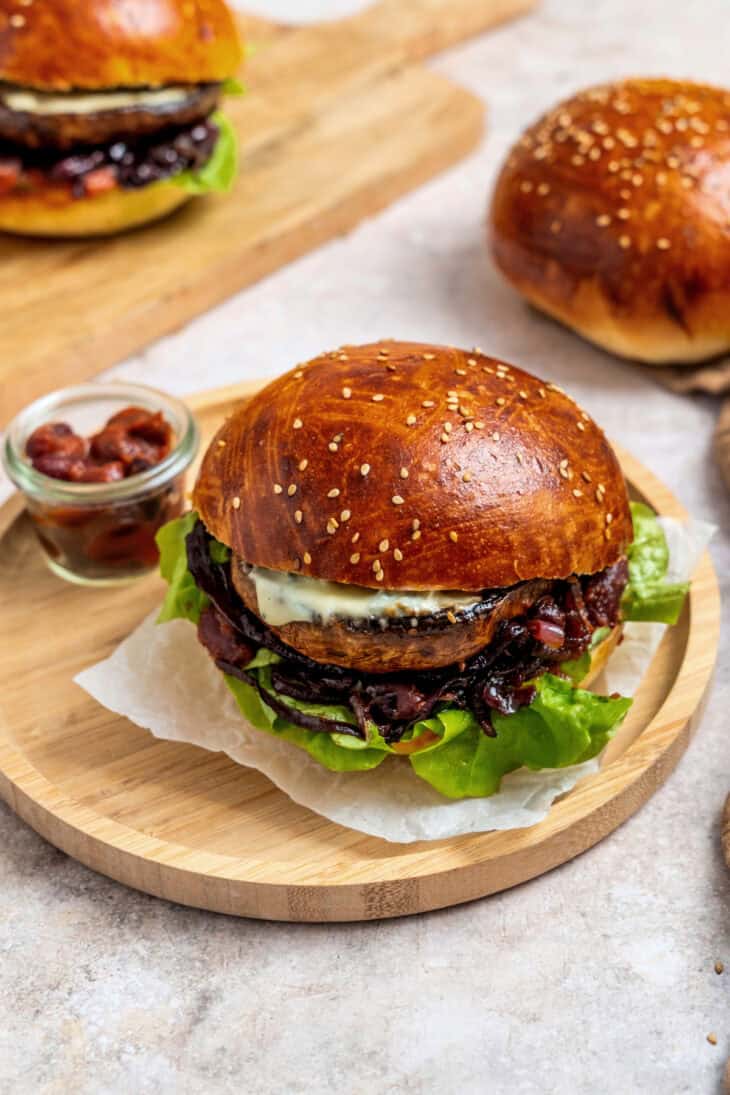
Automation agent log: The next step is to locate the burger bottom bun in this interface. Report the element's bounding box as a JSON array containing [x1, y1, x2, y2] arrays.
[[0, 181, 191, 238], [579, 625, 621, 689], [513, 274, 730, 366]]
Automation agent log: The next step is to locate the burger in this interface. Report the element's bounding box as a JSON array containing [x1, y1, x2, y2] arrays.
[[489, 78, 730, 364], [157, 342, 689, 800], [0, 0, 243, 237]]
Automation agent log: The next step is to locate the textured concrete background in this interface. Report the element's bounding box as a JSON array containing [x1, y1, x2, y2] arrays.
[[2, 1, 729, 1092]]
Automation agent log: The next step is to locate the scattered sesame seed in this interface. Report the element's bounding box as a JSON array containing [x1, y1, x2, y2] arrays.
[[467, 358, 477, 367], [412, 530, 422, 541], [618, 234, 631, 249], [449, 531, 459, 543], [372, 393, 384, 402], [423, 353, 436, 360], [440, 433, 450, 444], [303, 552, 312, 565], [537, 182, 550, 196], [657, 237, 671, 250], [294, 510, 303, 524], [443, 422, 453, 434], [372, 559, 382, 574], [293, 418, 303, 430], [350, 553, 361, 564], [538, 388, 546, 398], [392, 495, 405, 505], [551, 220, 562, 234], [298, 459, 308, 471], [340, 509, 351, 522], [9, 13, 25, 27], [293, 370, 303, 379], [217, 439, 226, 447], [606, 513, 613, 524], [412, 519, 421, 530], [287, 484, 297, 496], [400, 468, 409, 479], [351, 532, 360, 543], [393, 548, 404, 562], [475, 421, 485, 430], [519, 390, 528, 399], [559, 467, 570, 480], [496, 397, 506, 407], [714, 961, 724, 975], [707, 1033, 717, 1046], [328, 442, 338, 452], [455, 368, 467, 376], [360, 463, 371, 477], [406, 413, 417, 426], [582, 471, 592, 483], [327, 488, 340, 498], [577, 421, 586, 431], [459, 405, 473, 417], [520, 180, 533, 193], [232, 496, 241, 509], [379, 539, 390, 553], [422, 400, 435, 408], [462, 471, 473, 483], [573, 488, 583, 498], [273, 484, 283, 494], [596, 214, 612, 227], [492, 431, 500, 441], [376, 571, 384, 582], [342, 387, 352, 399]]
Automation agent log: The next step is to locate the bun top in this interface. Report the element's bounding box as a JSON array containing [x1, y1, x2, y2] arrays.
[[0, 0, 243, 90], [194, 342, 632, 592], [490, 78, 730, 363]]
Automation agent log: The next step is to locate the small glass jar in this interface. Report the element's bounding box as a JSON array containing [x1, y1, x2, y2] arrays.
[[3, 382, 199, 586]]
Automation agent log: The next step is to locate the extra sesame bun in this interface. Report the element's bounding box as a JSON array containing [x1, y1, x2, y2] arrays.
[[489, 78, 730, 365], [0, 179, 190, 237], [194, 341, 632, 592], [0, 0, 243, 91]]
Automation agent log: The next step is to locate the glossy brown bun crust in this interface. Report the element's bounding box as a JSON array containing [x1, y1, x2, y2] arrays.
[[0, 179, 189, 236], [0, 0, 243, 91], [490, 78, 730, 364], [194, 341, 632, 592]]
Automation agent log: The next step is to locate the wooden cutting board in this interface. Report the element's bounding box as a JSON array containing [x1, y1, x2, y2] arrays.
[[0, 0, 535, 424], [0, 381, 719, 923]]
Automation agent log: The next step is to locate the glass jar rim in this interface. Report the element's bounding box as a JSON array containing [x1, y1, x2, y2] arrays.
[[3, 381, 199, 506]]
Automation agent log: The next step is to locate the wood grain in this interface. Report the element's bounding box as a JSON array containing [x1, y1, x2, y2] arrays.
[[0, 380, 720, 922], [0, 0, 537, 424]]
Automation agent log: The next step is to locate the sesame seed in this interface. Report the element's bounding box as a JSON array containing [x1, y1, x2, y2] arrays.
[[293, 418, 303, 429], [392, 495, 405, 505], [342, 387, 352, 399], [340, 509, 351, 522], [475, 421, 485, 430], [273, 484, 283, 494], [379, 539, 390, 553], [519, 390, 528, 399], [465, 422, 474, 433], [232, 496, 241, 509], [582, 471, 592, 483], [606, 512, 613, 524], [287, 484, 297, 496], [520, 180, 533, 193], [376, 571, 384, 582], [441, 433, 450, 444], [443, 422, 453, 434], [577, 421, 586, 431], [657, 237, 671, 250], [350, 553, 361, 564], [538, 388, 546, 398], [462, 471, 473, 483], [455, 368, 467, 376], [423, 353, 436, 360], [597, 482, 606, 492], [293, 370, 303, 378], [619, 235, 631, 249], [459, 405, 472, 417], [449, 531, 459, 543], [573, 488, 583, 498], [372, 559, 382, 573], [714, 961, 724, 974], [217, 439, 226, 447], [617, 208, 630, 220], [412, 519, 420, 530], [360, 463, 370, 476], [326, 519, 338, 535], [328, 442, 338, 453], [559, 467, 570, 480], [496, 397, 506, 407], [467, 358, 477, 367], [492, 431, 500, 441], [327, 488, 340, 498], [303, 552, 312, 565], [707, 1033, 718, 1046], [298, 459, 308, 471], [9, 13, 25, 27], [422, 400, 435, 408], [351, 532, 360, 543], [596, 214, 612, 227], [400, 467, 409, 479], [386, 363, 397, 372], [372, 393, 384, 402], [537, 182, 550, 196], [406, 414, 417, 426], [393, 548, 403, 562], [516, 452, 524, 465], [294, 510, 303, 524], [412, 530, 422, 541]]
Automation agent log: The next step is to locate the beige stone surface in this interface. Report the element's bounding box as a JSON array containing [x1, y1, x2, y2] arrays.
[[2, 1, 729, 1091]]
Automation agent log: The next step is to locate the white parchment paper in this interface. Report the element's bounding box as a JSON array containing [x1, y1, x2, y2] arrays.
[[75, 517, 713, 843]]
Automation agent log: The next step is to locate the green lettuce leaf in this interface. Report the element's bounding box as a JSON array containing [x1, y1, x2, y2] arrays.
[[172, 111, 239, 195], [410, 676, 632, 799], [623, 502, 689, 625], [156, 511, 210, 624], [221, 77, 246, 96]]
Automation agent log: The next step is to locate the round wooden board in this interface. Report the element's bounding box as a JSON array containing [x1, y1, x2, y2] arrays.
[[0, 383, 719, 922]]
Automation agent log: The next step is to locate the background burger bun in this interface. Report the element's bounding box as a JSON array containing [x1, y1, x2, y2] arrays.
[[489, 78, 730, 365], [0, 0, 243, 91], [194, 341, 632, 591], [0, 179, 190, 237]]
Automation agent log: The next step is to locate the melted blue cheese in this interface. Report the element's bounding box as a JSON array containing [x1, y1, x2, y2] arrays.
[[248, 566, 480, 627], [1, 86, 192, 116]]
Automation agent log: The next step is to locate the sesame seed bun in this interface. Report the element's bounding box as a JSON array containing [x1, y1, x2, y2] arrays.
[[193, 341, 632, 591], [0, 178, 190, 237], [0, 0, 243, 91], [489, 78, 730, 365]]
